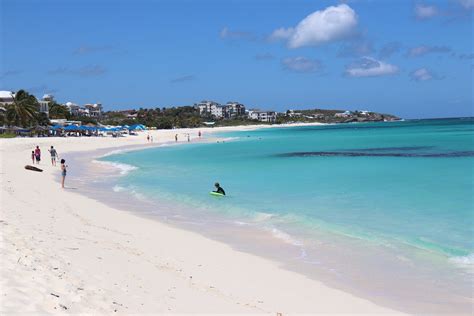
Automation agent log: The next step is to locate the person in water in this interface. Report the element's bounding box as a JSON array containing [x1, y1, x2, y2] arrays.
[[214, 182, 226, 195], [60, 159, 67, 188]]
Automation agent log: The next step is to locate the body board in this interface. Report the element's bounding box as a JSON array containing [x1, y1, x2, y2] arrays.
[[209, 191, 225, 197]]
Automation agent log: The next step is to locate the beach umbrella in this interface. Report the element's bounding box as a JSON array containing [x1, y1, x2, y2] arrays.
[[50, 124, 63, 130], [129, 124, 146, 131], [64, 125, 80, 131]]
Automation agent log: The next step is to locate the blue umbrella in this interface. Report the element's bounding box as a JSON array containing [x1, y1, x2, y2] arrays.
[[64, 125, 80, 131], [50, 124, 63, 130], [129, 124, 146, 131]]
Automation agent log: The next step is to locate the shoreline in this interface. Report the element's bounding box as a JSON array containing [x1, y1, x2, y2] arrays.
[[70, 126, 473, 315], [0, 124, 410, 314]]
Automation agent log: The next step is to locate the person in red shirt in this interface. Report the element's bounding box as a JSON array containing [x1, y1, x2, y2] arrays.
[[34, 146, 41, 164]]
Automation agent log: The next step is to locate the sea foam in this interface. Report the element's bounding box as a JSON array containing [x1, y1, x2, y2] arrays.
[[93, 160, 138, 175], [449, 253, 474, 266]]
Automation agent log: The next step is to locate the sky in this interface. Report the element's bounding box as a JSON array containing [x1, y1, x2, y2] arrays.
[[1, 0, 473, 119]]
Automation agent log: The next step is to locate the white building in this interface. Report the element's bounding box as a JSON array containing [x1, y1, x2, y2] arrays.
[[84, 103, 103, 117], [65, 102, 81, 116], [196, 100, 246, 119], [196, 100, 226, 118], [65, 102, 102, 117], [38, 94, 54, 117], [0, 91, 15, 105], [287, 110, 302, 117], [335, 111, 352, 118], [225, 102, 246, 118], [248, 110, 277, 123], [196, 101, 220, 116]]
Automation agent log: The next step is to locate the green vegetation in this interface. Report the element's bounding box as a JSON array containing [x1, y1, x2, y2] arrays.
[[48, 102, 71, 120], [102, 106, 203, 129], [0, 88, 400, 131], [1, 90, 42, 127], [0, 133, 16, 138]]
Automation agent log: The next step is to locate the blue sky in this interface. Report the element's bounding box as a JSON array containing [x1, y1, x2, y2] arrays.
[[1, 0, 472, 118]]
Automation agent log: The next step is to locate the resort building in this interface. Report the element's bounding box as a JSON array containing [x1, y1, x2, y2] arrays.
[[38, 94, 54, 117], [287, 110, 302, 117], [65, 102, 81, 116], [50, 118, 82, 126], [248, 110, 277, 123], [0, 91, 15, 105], [196, 100, 246, 119], [65, 102, 103, 117], [335, 111, 352, 118], [84, 103, 103, 117], [224, 102, 246, 118]]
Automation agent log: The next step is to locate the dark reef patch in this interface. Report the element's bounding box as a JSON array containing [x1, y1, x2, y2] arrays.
[[275, 151, 474, 158]]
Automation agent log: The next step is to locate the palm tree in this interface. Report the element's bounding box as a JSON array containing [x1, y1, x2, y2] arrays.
[[5, 90, 39, 127]]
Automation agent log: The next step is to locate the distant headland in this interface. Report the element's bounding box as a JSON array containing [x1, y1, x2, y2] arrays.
[[0, 89, 401, 132]]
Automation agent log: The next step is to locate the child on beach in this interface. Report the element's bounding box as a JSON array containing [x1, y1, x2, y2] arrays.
[[60, 159, 67, 188], [34, 146, 41, 164], [48, 146, 58, 166], [31, 151, 35, 164]]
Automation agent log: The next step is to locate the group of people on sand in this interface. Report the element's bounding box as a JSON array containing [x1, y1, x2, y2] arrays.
[[30, 145, 68, 188], [173, 131, 202, 143]]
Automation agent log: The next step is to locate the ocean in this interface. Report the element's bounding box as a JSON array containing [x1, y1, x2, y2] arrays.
[[93, 118, 473, 313]]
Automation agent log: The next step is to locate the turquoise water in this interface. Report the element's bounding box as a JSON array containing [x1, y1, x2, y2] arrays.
[[103, 118, 474, 265]]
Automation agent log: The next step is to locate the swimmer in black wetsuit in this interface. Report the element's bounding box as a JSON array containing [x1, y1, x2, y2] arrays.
[[214, 182, 226, 195]]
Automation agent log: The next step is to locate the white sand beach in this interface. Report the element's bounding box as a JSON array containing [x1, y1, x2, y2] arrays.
[[0, 127, 406, 315]]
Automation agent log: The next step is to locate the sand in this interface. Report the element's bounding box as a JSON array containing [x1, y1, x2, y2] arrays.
[[0, 126, 406, 315]]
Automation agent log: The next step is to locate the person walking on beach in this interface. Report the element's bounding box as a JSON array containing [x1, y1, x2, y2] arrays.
[[150, 135, 154, 142], [48, 146, 58, 166], [31, 151, 35, 164], [60, 159, 67, 188], [147, 134, 150, 142], [187, 134, 190, 142], [175, 134, 178, 142], [198, 130, 202, 138], [34, 146, 41, 164]]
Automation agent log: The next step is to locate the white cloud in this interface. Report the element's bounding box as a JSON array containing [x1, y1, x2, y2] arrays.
[[410, 68, 443, 81], [338, 40, 374, 57], [255, 53, 275, 61], [220, 27, 255, 40], [48, 65, 107, 77], [270, 4, 358, 49], [408, 45, 451, 57], [170, 75, 196, 83], [379, 42, 402, 59], [268, 27, 295, 41], [458, 0, 474, 9], [414, 4, 439, 19], [282, 57, 322, 73], [345, 57, 398, 77]]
